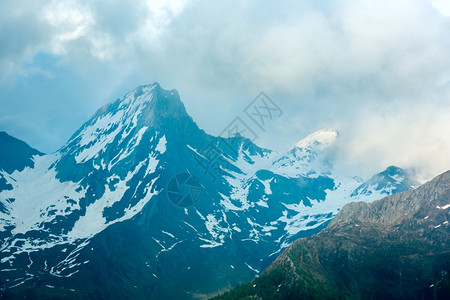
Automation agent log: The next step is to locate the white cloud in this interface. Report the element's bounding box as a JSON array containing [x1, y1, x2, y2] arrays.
[[41, 0, 114, 60], [432, 0, 450, 16]]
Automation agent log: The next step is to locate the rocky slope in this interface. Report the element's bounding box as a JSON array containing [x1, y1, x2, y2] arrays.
[[214, 170, 450, 299]]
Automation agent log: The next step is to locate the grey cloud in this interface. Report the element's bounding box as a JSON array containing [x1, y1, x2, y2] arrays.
[[0, 0, 450, 179]]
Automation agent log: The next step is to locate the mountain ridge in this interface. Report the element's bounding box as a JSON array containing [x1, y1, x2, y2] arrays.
[[0, 83, 422, 299], [214, 169, 450, 299], [0, 131, 43, 173]]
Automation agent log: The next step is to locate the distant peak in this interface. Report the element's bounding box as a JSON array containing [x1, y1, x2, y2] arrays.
[[0, 131, 43, 173], [383, 165, 405, 175], [294, 129, 338, 150], [91, 82, 186, 124]]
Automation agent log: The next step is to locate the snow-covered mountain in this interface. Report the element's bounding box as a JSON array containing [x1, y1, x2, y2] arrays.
[[0, 83, 419, 299]]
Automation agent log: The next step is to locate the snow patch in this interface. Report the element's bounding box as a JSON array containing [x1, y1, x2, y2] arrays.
[[294, 129, 338, 150], [437, 204, 450, 210]]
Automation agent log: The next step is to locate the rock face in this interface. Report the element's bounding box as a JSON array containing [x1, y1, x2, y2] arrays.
[[0, 83, 419, 299], [215, 170, 450, 300]]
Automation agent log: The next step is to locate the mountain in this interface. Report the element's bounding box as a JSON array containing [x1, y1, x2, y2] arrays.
[[214, 170, 450, 300], [0, 132, 43, 212], [350, 165, 419, 200], [0, 131, 43, 174], [0, 131, 43, 193], [0, 83, 418, 299]]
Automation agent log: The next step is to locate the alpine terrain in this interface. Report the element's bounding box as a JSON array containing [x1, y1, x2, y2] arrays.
[[0, 83, 419, 299], [214, 170, 450, 299]]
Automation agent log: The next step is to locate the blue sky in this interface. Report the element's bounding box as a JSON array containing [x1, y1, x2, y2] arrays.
[[1, 0, 450, 179]]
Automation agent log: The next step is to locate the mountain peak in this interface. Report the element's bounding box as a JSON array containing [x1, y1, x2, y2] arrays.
[[66, 82, 194, 144], [294, 129, 338, 151], [56, 82, 202, 182], [383, 165, 407, 177], [350, 165, 420, 201], [0, 131, 43, 174], [93, 82, 184, 120]]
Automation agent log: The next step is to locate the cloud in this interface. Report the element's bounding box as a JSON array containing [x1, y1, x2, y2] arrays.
[[0, 0, 450, 179], [334, 99, 450, 180], [432, 0, 450, 16]]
